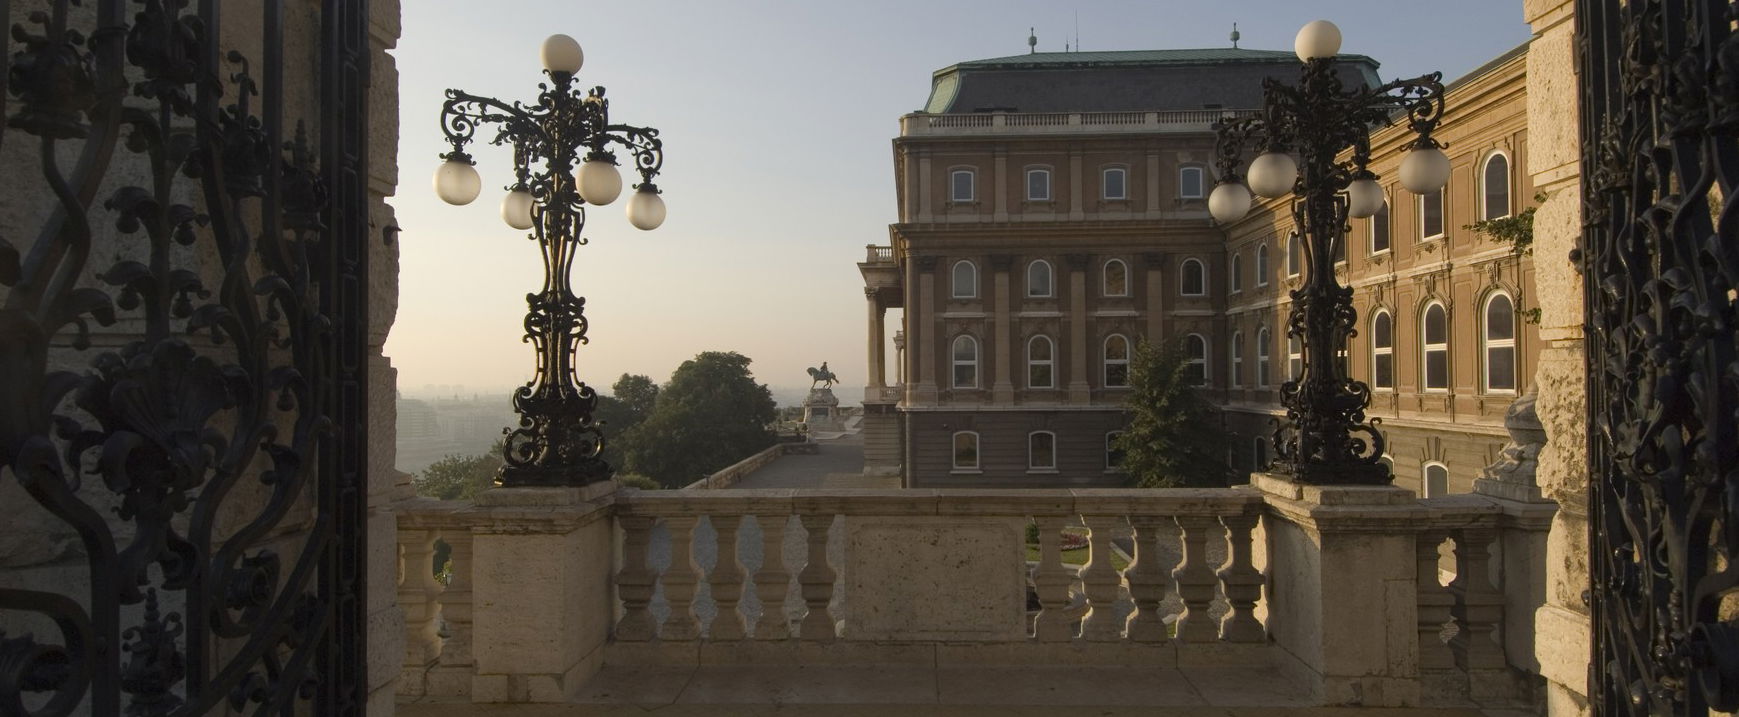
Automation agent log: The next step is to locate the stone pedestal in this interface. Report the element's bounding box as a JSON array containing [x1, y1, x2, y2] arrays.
[[1254, 472, 1427, 707], [466, 482, 617, 703], [802, 387, 843, 432]]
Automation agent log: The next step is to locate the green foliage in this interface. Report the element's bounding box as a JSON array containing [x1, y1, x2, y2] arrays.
[[412, 444, 504, 500], [1115, 338, 1230, 488], [615, 473, 662, 490], [1464, 190, 1546, 255], [619, 351, 778, 487], [611, 374, 660, 421]]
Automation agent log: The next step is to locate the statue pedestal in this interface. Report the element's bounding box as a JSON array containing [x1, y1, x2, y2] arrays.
[[802, 387, 843, 432]]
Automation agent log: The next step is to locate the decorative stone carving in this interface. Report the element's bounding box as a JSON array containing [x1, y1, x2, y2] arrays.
[[1473, 388, 1549, 502]]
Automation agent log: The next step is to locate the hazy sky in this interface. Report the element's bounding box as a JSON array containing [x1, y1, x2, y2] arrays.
[[385, 0, 1531, 402]]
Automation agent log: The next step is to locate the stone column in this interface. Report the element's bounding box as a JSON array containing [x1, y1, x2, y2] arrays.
[[991, 254, 1015, 403], [865, 288, 885, 392], [1522, 0, 1590, 714], [467, 484, 617, 703], [1066, 253, 1091, 403], [993, 148, 1009, 222], [1143, 253, 1165, 342], [912, 257, 938, 404], [1255, 473, 1428, 707], [1145, 150, 1162, 219], [1069, 150, 1085, 221]]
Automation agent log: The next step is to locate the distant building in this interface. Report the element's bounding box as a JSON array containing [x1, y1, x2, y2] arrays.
[[862, 43, 1536, 496]]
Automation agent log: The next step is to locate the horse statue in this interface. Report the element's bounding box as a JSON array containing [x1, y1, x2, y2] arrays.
[[807, 362, 839, 389]]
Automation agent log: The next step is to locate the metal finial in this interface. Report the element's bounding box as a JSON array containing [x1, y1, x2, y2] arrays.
[[1231, 22, 1241, 48], [1029, 27, 1037, 53]]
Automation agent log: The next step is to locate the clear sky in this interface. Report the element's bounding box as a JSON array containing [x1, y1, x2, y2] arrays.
[[385, 0, 1531, 403]]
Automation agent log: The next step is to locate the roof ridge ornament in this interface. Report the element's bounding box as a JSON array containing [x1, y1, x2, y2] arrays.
[[1231, 22, 1241, 49]]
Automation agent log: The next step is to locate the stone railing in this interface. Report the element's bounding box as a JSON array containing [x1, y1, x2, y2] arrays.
[[900, 109, 1259, 137], [864, 244, 894, 263], [680, 443, 790, 490], [394, 475, 1553, 708]]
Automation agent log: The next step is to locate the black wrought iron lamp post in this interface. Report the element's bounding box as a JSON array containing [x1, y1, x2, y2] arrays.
[[433, 34, 667, 487], [1209, 20, 1448, 485]]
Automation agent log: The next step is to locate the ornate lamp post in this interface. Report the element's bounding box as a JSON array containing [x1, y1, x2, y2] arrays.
[[1209, 20, 1448, 485], [432, 34, 667, 487]]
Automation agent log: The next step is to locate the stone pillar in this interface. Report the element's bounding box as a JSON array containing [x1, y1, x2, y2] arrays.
[[467, 484, 616, 703], [1069, 150, 1085, 221], [1522, 0, 1590, 714], [991, 254, 1015, 402], [1066, 253, 1091, 403], [917, 150, 934, 223], [1145, 150, 1162, 219], [1472, 389, 1557, 680], [1255, 473, 1427, 707], [912, 257, 938, 404], [865, 288, 885, 391], [993, 148, 1009, 222], [1144, 253, 1165, 342]]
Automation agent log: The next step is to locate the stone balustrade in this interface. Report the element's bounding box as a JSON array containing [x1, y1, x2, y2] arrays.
[[394, 476, 1552, 708], [899, 109, 1259, 137]]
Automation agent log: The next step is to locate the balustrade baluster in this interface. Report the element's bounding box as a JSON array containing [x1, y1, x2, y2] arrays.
[[1171, 516, 1221, 642], [1416, 530, 1456, 669], [753, 514, 793, 639], [797, 514, 837, 641], [1216, 514, 1265, 642], [1124, 516, 1171, 643], [660, 516, 703, 641], [399, 529, 444, 668], [1078, 516, 1130, 641], [614, 515, 658, 642], [1030, 516, 1074, 641], [438, 530, 476, 668], [708, 514, 748, 640], [1450, 527, 1505, 669]]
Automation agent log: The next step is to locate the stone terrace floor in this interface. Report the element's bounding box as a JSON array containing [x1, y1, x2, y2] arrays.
[[400, 664, 1536, 716], [733, 431, 897, 489]]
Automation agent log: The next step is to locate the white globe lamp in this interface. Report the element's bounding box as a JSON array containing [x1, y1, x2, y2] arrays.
[[1295, 20, 1342, 62], [1346, 178, 1385, 218], [432, 158, 482, 206], [1209, 182, 1254, 224], [626, 188, 667, 231], [1247, 152, 1299, 198], [1399, 147, 1451, 194], [541, 34, 584, 75]]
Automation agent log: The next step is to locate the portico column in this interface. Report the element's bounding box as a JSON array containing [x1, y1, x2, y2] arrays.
[[865, 287, 885, 391], [991, 254, 1015, 402], [1067, 253, 1091, 404]]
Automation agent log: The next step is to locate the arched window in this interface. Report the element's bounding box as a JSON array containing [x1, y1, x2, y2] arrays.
[[952, 335, 979, 389], [1104, 334, 1131, 387], [1256, 327, 1272, 387], [1287, 334, 1303, 381], [1027, 335, 1055, 389], [1230, 253, 1244, 293], [1185, 334, 1209, 386], [953, 431, 980, 470], [1231, 331, 1245, 388], [1484, 292, 1517, 392], [1371, 200, 1391, 254], [1423, 461, 1450, 498], [1029, 431, 1057, 470], [1371, 310, 1394, 390], [951, 260, 977, 299], [1026, 260, 1053, 298], [1105, 432, 1126, 470], [951, 169, 975, 202], [1420, 188, 1445, 240], [1179, 166, 1205, 199], [1286, 234, 1302, 277], [1482, 153, 1510, 221], [1256, 243, 1270, 286], [1422, 302, 1449, 391], [1026, 168, 1051, 201], [1103, 167, 1128, 200], [1103, 259, 1129, 297], [1180, 258, 1206, 296], [1253, 435, 1269, 470]]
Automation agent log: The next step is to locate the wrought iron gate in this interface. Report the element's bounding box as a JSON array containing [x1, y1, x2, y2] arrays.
[[0, 1, 372, 714], [1580, 0, 1739, 714]]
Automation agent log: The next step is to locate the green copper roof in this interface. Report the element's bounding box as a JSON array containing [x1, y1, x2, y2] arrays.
[[947, 47, 1378, 71]]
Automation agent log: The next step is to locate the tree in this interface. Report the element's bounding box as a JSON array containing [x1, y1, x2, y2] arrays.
[[621, 351, 777, 487], [412, 441, 505, 500], [1115, 338, 1229, 488], [611, 374, 659, 422]]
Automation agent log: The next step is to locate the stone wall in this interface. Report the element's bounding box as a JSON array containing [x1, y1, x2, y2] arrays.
[[368, 0, 406, 713]]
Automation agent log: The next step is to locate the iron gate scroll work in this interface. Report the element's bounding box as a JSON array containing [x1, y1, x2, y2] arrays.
[[0, 1, 371, 715], [1580, 0, 1739, 714]]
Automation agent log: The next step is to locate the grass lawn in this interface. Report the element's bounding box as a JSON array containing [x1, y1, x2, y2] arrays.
[[1024, 544, 1130, 572]]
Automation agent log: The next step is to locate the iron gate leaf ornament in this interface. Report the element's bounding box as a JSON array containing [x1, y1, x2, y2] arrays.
[[1581, 0, 1739, 714], [0, 1, 370, 714]]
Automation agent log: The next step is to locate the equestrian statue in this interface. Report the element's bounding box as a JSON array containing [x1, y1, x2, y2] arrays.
[[807, 362, 839, 389]]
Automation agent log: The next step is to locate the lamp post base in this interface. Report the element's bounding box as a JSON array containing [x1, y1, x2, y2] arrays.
[[496, 460, 613, 489], [1271, 460, 1392, 486]]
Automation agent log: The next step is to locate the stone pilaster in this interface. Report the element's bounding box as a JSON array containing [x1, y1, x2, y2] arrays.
[[1066, 253, 1091, 403], [991, 254, 1015, 402], [912, 257, 938, 404]]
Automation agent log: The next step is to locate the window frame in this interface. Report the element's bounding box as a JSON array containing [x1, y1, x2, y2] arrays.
[[1027, 334, 1055, 389], [1371, 309, 1394, 391], [1105, 432, 1125, 471], [1482, 291, 1517, 394], [1256, 243, 1270, 286], [1371, 199, 1392, 255], [1102, 166, 1128, 200], [950, 168, 976, 203], [951, 260, 978, 300], [1028, 431, 1058, 471], [1231, 331, 1245, 388], [1185, 333, 1210, 386], [1422, 302, 1450, 392], [1287, 334, 1303, 383], [1256, 327, 1272, 388], [1419, 188, 1445, 241], [952, 431, 981, 471], [1102, 258, 1129, 297], [1481, 152, 1511, 221], [1423, 461, 1450, 498], [1026, 259, 1054, 299], [1103, 334, 1131, 388], [1178, 165, 1206, 199], [951, 334, 980, 389], [1253, 435, 1269, 471], [1179, 258, 1207, 297], [1025, 167, 1052, 202], [1286, 234, 1302, 278], [1230, 253, 1243, 294]]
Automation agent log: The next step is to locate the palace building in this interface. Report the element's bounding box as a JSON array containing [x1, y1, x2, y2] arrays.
[[862, 42, 1536, 496]]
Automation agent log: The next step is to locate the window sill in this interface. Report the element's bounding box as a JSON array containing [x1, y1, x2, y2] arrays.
[[1026, 469, 1060, 475], [950, 469, 983, 475]]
